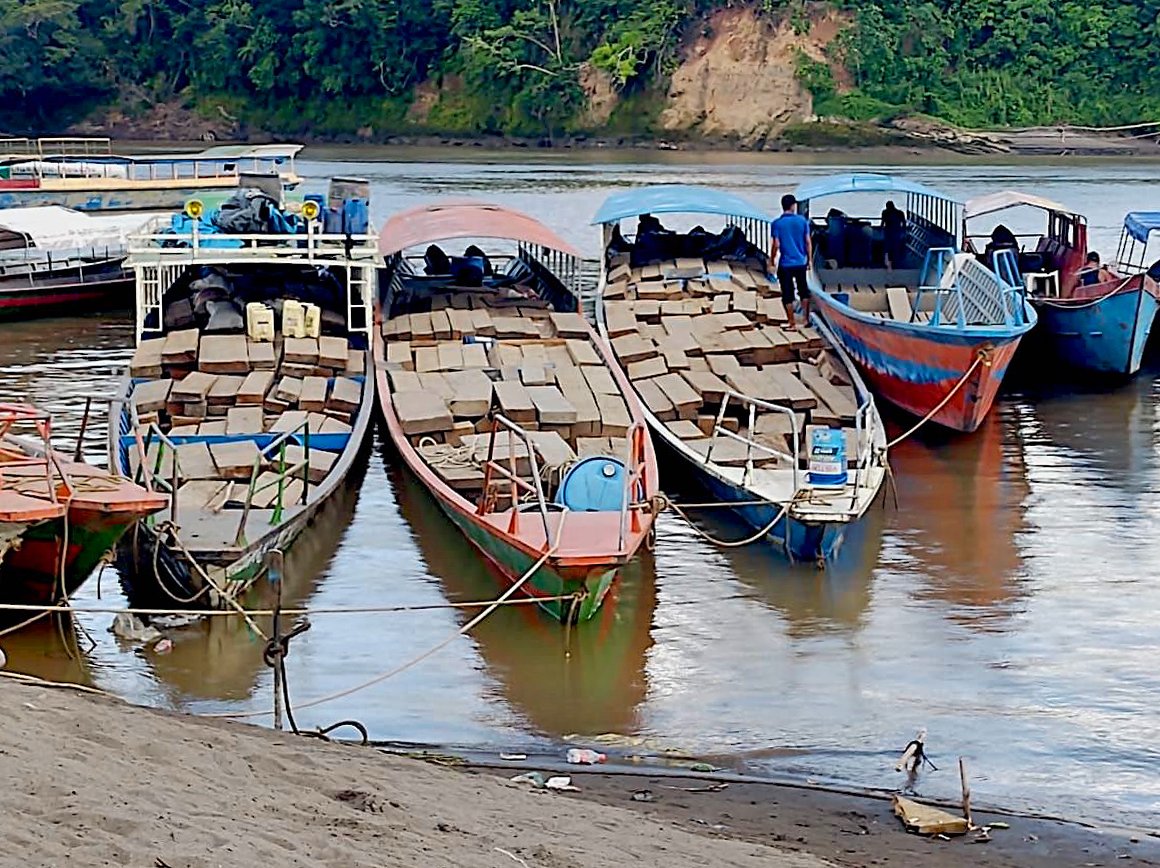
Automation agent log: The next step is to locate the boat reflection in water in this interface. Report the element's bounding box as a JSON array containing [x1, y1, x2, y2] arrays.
[[0, 615, 94, 686], [889, 409, 1031, 629], [136, 457, 368, 705], [390, 464, 655, 738]]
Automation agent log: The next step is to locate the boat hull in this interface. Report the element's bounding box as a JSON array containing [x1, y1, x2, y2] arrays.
[[0, 509, 136, 611], [0, 182, 240, 213], [1031, 287, 1159, 377], [813, 292, 1026, 433], [0, 272, 132, 319]]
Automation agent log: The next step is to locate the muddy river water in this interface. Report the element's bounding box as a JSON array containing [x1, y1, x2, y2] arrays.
[[1, 151, 1157, 828]]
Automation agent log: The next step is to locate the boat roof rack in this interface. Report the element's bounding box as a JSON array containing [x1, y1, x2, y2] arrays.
[[794, 173, 956, 205], [1123, 212, 1160, 244], [963, 190, 1082, 222], [592, 184, 772, 226]]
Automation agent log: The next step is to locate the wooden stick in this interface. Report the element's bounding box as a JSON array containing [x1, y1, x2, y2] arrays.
[[959, 757, 973, 828]]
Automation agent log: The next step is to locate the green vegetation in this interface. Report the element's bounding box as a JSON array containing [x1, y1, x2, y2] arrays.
[[1, 0, 1159, 137]]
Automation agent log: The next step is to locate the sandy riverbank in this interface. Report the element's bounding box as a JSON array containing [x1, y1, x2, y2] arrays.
[[2, 680, 1157, 868]]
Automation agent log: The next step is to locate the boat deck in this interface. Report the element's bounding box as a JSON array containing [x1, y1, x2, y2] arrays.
[[121, 325, 366, 562], [601, 253, 881, 520]]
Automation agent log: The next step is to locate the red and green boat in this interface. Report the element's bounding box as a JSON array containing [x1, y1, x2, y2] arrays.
[[0, 403, 167, 617], [375, 203, 659, 623]]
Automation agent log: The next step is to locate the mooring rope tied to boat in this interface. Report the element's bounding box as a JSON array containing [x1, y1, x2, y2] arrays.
[[204, 512, 572, 720], [885, 349, 990, 449], [1037, 276, 1135, 310], [666, 491, 802, 549]]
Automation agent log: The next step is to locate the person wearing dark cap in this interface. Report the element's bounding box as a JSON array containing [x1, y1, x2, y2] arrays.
[[771, 193, 812, 329]]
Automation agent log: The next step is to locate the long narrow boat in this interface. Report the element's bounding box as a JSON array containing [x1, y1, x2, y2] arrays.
[[376, 202, 658, 622], [1, 403, 166, 614], [592, 185, 886, 563], [107, 180, 378, 610], [964, 191, 1160, 378], [0, 139, 302, 212], [794, 174, 1036, 433], [0, 206, 151, 318]]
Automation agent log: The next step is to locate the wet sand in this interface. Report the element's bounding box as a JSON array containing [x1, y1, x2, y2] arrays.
[[0, 682, 826, 868]]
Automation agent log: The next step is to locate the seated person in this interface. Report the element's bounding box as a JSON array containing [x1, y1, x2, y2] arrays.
[[880, 200, 907, 270], [1074, 251, 1111, 287], [424, 244, 451, 275], [463, 244, 494, 277], [637, 213, 664, 236], [983, 224, 1019, 268]]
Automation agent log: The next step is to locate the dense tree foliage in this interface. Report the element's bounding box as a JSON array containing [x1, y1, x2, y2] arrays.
[[0, 0, 1158, 135]]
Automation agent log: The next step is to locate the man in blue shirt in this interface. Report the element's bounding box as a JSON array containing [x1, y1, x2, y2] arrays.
[[770, 193, 813, 330]]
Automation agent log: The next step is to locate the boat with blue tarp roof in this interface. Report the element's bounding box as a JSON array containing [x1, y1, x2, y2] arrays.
[[106, 179, 379, 610], [795, 173, 1036, 433], [593, 184, 886, 563], [964, 192, 1160, 379]]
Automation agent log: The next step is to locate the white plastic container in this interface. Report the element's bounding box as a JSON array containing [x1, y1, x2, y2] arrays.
[[302, 302, 321, 338], [246, 302, 275, 342], [282, 299, 306, 338]]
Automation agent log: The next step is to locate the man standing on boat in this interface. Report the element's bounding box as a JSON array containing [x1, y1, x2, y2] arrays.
[[771, 193, 813, 330]]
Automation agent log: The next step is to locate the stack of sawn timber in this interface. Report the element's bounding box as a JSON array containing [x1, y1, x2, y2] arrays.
[[604, 255, 862, 469], [385, 296, 630, 502]]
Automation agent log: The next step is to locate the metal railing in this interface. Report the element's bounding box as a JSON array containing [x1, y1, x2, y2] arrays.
[[234, 422, 313, 546], [916, 246, 1026, 328], [704, 390, 800, 490], [477, 414, 553, 546], [618, 422, 651, 553], [127, 216, 380, 263], [0, 404, 72, 508]]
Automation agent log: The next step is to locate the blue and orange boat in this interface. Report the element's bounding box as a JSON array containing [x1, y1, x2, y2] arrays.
[[964, 192, 1160, 378], [795, 174, 1036, 433]]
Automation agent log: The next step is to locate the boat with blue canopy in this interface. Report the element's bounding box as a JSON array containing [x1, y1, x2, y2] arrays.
[[794, 173, 1036, 433], [963, 191, 1160, 378], [107, 179, 378, 610], [593, 184, 886, 563]]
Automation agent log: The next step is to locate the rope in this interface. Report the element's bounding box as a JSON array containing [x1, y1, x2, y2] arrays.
[[885, 350, 990, 449], [1036, 277, 1135, 311], [205, 524, 567, 720], [668, 493, 798, 549]]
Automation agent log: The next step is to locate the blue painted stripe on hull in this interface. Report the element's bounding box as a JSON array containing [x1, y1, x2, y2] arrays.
[[1034, 288, 1159, 376]]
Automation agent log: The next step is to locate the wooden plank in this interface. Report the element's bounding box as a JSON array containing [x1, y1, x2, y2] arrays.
[[661, 346, 690, 371], [892, 796, 969, 837], [594, 391, 631, 437], [526, 386, 577, 425], [206, 375, 244, 406], [652, 373, 701, 421], [284, 337, 320, 365], [603, 302, 637, 338], [161, 329, 199, 365], [225, 406, 263, 435], [716, 311, 754, 331], [797, 363, 858, 422], [417, 372, 454, 400], [634, 377, 676, 422], [764, 365, 819, 410], [493, 381, 536, 424], [492, 316, 540, 339], [665, 420, 705, 440], [519, 364, 552, 386], [565, 339, 602, 366], [707, 355, 741, 378], [199, 335, 250, 374], [414, 346, 440, 373], [527, 431, 577, 468], [409, 312, 434, 342], [275, 377, 302, 405], [132, 379, 172, 414], [237, 371, 275, 405], [886, 287, 914, 322], [130, 338, 165, 378], [581, 365, 618, 396], [328, 377, 362, 414], [270, 410, 309, 434], [345, 348, 365, 376], [175, 442, 218, 480], [447, 308, 475, 338], [627, 355, 668, 381], [633, 299, 661, 322], [549, 311, 589, 339], [171, 371, 217, 402], [318, 336, 348, 370], [680, 370, 730, 405], [733, 290, 758, 317], [437, 342, 464, 371], [557, 377, 601, 437], [610, 334, 656, 364], [430, 309, 452, 340], [461, 343, 489, 369], [386, 342, 413, 370], [209, 440, 262, 480], [299, 376, 329, 412], [470, 308, 495, 337], [393, 391, 453, 435], [444, 369, 494, 418]]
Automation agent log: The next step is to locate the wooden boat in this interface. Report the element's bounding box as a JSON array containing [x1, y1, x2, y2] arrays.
[[1, 403, 166, 615], [592, 184, 886, 563], [0, 206, 151, 318], [376, 202, 659, 623], [106, 180, 378, 610], [795, 174, 1036, 433], [0, 138, 302, 212], [964, 192, 1160, 378]]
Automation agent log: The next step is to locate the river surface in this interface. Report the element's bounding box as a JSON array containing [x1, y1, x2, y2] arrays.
[[2, 151, 1159, 828]]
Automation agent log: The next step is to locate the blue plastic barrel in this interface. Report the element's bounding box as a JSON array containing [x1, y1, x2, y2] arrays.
[[343, 199, 369, 235], [555, 456, 626, 512], [807, 427, 848, 486]]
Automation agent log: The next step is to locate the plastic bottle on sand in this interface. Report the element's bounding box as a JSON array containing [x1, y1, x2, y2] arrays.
[[566, 748, 607, 765]]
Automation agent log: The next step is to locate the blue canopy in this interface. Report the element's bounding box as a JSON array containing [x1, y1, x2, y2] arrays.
[[591, 184, 772, 225], [794, 173, 957, 205], [1124, 212, 1160, 244]]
